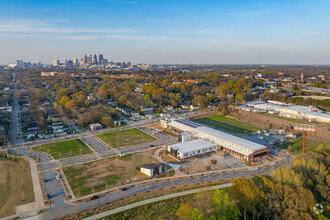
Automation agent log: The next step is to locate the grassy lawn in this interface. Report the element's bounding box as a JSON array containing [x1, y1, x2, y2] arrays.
[[0, 159, 35, 218], [63, 155, 133, 197], [33, 139, 92, 159], [278, 137, 326, 153], [194, 115, 261, 134], [96, 128, 156, 148], [120, 154, 173, 183]]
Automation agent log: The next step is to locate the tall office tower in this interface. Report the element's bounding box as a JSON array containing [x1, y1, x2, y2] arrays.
[[53, 59, 60, 66], [127, 62, 131, 67], [99, 54, 103, 64], [121, 62, 126, 68], [84, 54, 87, 63], [301, 73, 304, 82], [73, 58, 78, 64], [87, 55, 92, 65], [93, 54, 97, 65]]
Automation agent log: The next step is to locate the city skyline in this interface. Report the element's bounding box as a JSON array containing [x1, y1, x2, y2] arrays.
[[1, 0, 330, 65]]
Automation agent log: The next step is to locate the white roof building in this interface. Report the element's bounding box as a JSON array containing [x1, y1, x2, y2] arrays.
[[166, 119, 270, 161], [250, 101, 330, 123], [168, 139, 217, 159]]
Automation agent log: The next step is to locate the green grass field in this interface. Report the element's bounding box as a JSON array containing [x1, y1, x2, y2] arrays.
[[194, 115, 261, 135], [278, 137, 326, 153], [33, 139, 92, 159], [96, 128, 156, 148], [0, 159, 35, 217]]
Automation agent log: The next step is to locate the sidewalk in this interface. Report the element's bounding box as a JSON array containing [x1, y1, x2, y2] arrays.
[[84, 183, 233, 220], [15, 158, 44, 216]]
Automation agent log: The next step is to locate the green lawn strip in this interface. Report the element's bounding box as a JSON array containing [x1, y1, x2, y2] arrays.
[[0, 159, 10, 209], [194, 115, 260, 134], [63, 155, 133, 197], [33, 139, 92, 159], [96, 128, 156, 148], [278, 137, 325, 153]]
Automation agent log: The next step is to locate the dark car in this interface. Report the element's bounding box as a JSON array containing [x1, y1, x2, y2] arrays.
[[121, 187, 128, 191], [89, 195, 99, 200]]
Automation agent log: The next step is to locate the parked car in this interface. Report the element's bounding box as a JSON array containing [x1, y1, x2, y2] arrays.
[[121, 187, 128, 191], [56, 175, 61, 180], [89, 195, 99, 200]]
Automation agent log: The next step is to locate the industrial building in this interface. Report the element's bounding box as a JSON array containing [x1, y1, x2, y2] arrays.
[[168, 139, 218, 159], [162, 118, 270, 162], [239, 100, 330, 123]]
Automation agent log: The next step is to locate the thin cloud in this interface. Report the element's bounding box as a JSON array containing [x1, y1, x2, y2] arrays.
[[0, 18, 138, 34], [224, 11, 265, 16], [73, 0, 137, 4], [146, 19, 169, 22], [282, 28, 324, 36]]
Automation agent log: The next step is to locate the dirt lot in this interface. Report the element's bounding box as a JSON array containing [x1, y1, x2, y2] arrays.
[[158, 150, 194, 164], [181, 151, 246, 174], [63, 156, 133, 196], [233, 110, 330, 143], [0, 159, 35, 218]]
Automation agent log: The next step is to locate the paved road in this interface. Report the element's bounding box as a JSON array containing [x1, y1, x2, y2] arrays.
[[10, 148, 67, 210], [34, 152, 291, 219], [10, 73, 21, 145], [11, 109, 217, 148], [85, 183, 233, 220]]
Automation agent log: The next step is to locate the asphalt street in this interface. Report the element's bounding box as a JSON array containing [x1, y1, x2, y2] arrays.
[[11, 148, 67, 209], [10, 74, 21, 145], [36, 152, 291, 219]]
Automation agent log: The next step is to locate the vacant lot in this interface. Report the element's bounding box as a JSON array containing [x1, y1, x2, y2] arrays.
[[194, 115, 261, 134], [0, 159, 35, 218], [63, 155, 133, 197], [33, 139, 92, 159], [96, 128, 156, 148], [278, 137, 326, 153], [121, 154, 161, 183]]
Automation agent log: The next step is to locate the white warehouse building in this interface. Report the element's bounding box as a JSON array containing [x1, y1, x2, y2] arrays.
[[162, 118, 270, 162], [168, 139, 218, 159]]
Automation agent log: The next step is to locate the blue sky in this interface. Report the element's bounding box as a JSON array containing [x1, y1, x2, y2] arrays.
[[0, 0, 330, 64]]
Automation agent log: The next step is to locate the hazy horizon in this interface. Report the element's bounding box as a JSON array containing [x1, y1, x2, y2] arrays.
[[1, 0, 330, 65]]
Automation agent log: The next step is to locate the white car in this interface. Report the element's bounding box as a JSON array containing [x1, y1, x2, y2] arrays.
[[56, 175, 61, 180]]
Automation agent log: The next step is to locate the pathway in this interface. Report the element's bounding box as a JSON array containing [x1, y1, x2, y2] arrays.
[[84, 183, 233, 220]]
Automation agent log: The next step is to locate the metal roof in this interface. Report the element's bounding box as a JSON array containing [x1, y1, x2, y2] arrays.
[[168, 118, 266, 157], [169, 139, 217, 154]]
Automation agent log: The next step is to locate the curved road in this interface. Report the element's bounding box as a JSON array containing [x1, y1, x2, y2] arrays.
[[24, 152, 291, 219]]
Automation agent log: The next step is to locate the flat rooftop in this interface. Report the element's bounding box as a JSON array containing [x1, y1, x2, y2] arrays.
[[169, 139, 216, 154], [168, 118, 266, 156]]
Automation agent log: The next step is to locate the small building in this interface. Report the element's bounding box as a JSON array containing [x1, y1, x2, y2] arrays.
[[117, 106, 133, 116], [141, 107, 154, 114], [89, 123, 102, 131], [140, 163, 163, 177], [168, 139, 218, 159]]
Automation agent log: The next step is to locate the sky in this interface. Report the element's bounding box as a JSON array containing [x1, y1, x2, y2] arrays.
[[0, 0, 330, 65]]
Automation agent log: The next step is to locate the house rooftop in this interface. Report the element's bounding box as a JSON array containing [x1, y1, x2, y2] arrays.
[[140, 163, 162, 169]]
